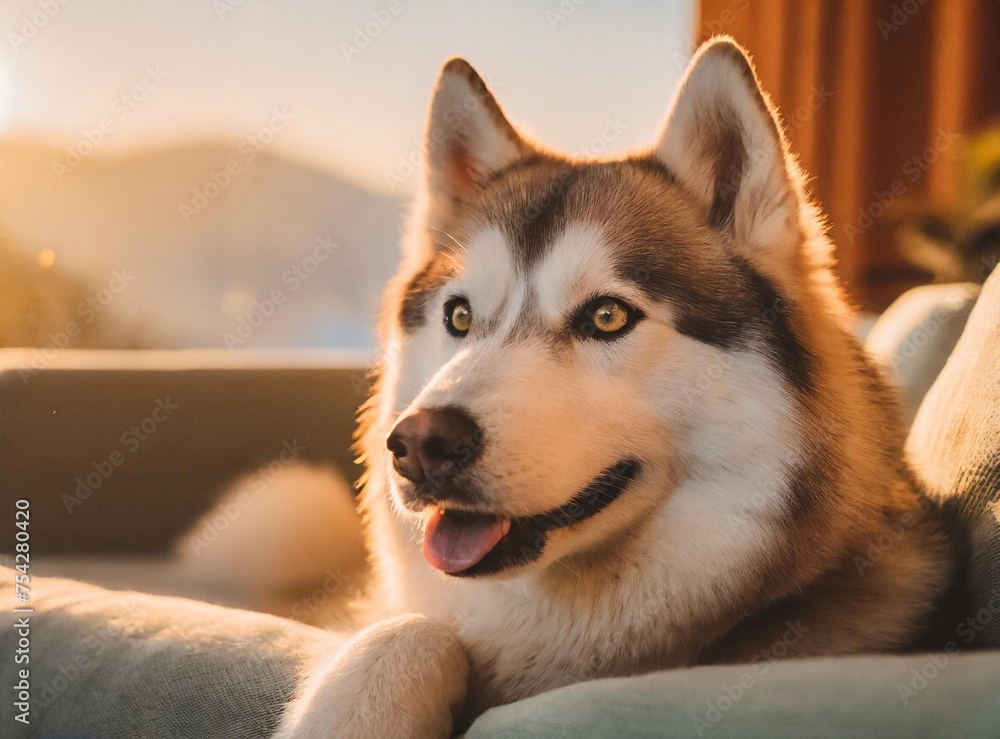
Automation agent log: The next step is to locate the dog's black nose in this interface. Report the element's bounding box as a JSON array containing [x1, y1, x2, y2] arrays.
[[386, 407, 482, 484]]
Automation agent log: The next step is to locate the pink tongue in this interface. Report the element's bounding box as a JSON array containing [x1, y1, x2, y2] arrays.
[[422, 508, 509, 573]]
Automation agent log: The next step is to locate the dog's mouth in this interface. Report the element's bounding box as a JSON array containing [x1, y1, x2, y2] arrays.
[[420, 458, 640, 577]]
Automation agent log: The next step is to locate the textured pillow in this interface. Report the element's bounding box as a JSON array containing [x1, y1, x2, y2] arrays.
[[465, 651, 1000, 738], [0, 569, 340, 738], [907, 267, 1000, 648], [865, 282, 979, 427]]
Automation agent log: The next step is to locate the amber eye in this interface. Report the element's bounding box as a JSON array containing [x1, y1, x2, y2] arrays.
[[444, 298, 472, 337], [593, 300, 628, 332], [572, 297, 641, 341]]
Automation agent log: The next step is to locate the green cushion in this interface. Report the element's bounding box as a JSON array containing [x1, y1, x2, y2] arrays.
[[465, 651, 1000, 738], [0, 570, 339, 738]]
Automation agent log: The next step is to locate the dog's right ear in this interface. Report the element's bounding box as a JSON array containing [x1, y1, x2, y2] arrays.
[[654, 38, 798, 270], [423, 59, 532, 221]]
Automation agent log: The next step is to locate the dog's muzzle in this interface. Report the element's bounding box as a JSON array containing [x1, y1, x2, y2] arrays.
[[405, 456, 642, 578], [386, 408, 641, 577]]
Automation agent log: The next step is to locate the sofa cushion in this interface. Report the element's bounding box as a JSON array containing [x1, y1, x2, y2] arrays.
[[864, 282, 979, 427], [0, 568, 340, 738], [907, 269, 1000, 648], [464, 650, 1000, 738]]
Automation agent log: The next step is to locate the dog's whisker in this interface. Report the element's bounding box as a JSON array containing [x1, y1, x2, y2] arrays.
[[428, 226, 469, 255]]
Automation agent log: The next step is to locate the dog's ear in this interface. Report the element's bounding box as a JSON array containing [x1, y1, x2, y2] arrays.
[[655, 38, 798, 263], [423, 59, 532, 219]]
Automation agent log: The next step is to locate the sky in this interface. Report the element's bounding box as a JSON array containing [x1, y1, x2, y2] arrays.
[[0, 0, 695, 195]]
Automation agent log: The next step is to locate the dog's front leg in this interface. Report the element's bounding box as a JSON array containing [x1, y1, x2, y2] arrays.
[[273, 614, 469, 739]]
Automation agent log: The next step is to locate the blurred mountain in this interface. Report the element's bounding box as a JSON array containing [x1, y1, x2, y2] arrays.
[[0, 138, 405, 349]]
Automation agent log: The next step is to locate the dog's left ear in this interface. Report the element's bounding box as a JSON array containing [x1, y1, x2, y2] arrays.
[[656, 38, 799, 263], [423, 59, 533, 224]]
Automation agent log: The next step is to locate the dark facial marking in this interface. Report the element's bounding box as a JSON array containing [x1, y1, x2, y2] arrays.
[[621, 246, 747, 349], [599, 161, 814, 394], [398, 251, 456, 331], [470, 158, 581, 271], [512, 168, 581, 269], [608, 181, 747, 348], [731, 256, 816, 395]]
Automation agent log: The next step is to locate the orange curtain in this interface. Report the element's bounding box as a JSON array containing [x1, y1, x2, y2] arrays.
[[697, 0, 1000, 309]]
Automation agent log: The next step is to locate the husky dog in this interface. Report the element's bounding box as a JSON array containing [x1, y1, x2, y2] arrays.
[[275, 37, 954, 738]]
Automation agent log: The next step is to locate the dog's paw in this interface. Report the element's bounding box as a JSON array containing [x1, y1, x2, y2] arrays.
[[273, 614, 469, 739]]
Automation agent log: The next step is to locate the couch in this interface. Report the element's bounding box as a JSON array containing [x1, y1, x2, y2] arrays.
[[2, 271, 998, 738]]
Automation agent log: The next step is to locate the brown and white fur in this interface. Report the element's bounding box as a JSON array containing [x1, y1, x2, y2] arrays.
[[273, 38, 954, 737]]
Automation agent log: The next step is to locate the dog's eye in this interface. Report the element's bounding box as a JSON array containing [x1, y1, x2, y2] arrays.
[[444, 298, 472, 337], [572, 297, 641, 340]]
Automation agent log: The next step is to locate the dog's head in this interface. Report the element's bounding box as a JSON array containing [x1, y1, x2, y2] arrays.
[[372, 38, 822, 579]]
